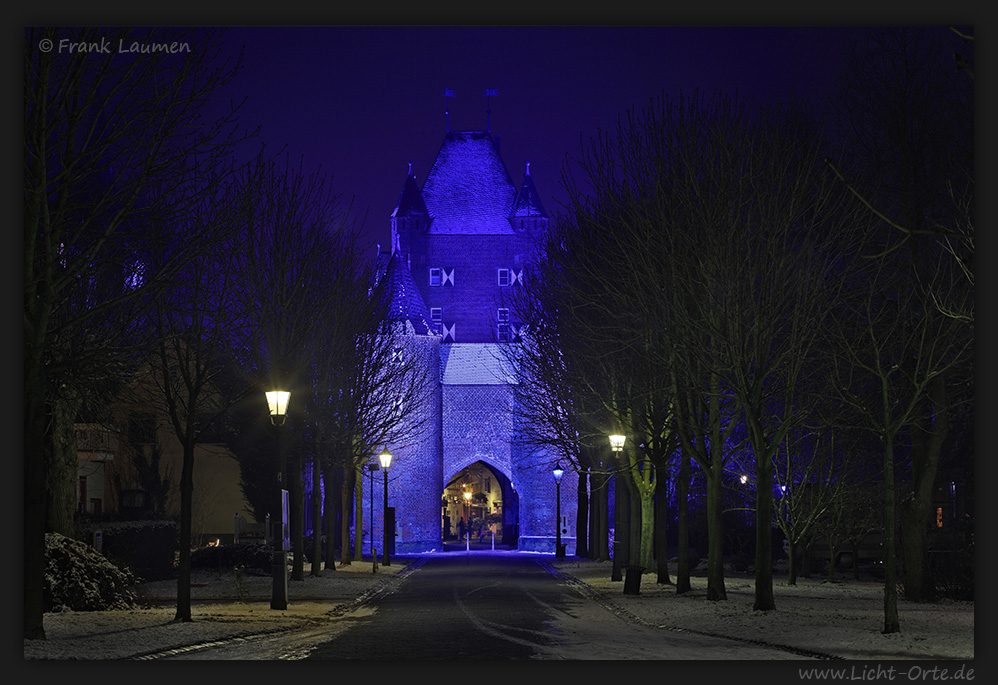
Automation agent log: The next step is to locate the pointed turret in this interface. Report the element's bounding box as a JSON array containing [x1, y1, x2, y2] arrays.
[[510, 161, 549, 234], [374, 249, 435, 337], [391, 162, 429, 259]]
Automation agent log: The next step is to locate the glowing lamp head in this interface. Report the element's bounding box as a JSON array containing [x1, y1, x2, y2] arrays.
[[553, 462, 564, 483], [740, 474, 748, 484], [463, 490, 472, 502], [609, 434, 625, 452], [378, 448, 393, 470], [265, 390, 291, 426]]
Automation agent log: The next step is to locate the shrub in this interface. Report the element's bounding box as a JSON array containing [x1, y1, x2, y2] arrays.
[[44, 532, 138, 612], [82, 519, 178, 581], [190, 541, 273, 574]]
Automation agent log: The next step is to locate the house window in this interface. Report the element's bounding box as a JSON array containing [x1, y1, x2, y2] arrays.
[[498, 268, 510, 286], [430, 308, 442, 324], [429, 268, 441, 286]]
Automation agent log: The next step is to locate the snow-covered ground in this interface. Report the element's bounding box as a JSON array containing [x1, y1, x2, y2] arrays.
[[23, 553, 973, 661]]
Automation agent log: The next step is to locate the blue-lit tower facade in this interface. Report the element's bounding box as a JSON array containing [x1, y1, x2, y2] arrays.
[[374, 126, 577, 555]]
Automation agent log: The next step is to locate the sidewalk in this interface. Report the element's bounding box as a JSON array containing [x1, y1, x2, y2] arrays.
[[23, 554, 974, 661], [24, 558, 411, 660]]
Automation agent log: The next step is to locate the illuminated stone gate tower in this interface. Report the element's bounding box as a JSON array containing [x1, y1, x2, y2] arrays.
[[373, 121, 578, 555]]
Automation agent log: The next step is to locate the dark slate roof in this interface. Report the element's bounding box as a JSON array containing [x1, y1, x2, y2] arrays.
[[421, 131, 517, 234], [390, 164, 429, 219], [511, 162, 548, 218], [374, 250, 434, 336]]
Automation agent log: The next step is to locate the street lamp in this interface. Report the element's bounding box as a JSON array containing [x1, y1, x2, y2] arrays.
[[266, 389, 291, 610], [367, 462, 379, 560], [379, 448, 392, 567], [265, 390, 291, 426], [609, 433, 625, 582], [609, 434, 625, 453], [553, 462, 565, 560], [463, 490, 472, 550]]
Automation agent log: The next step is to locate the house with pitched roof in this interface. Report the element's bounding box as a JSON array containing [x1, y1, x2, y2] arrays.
[[369, 126, 577, 555]]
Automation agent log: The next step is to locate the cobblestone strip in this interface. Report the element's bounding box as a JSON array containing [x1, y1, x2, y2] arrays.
[[537, 561, 844, 661], [131, 559, 427, 660]]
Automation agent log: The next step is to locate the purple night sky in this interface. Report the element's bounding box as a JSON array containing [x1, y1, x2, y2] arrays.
[[212, 26, 870, 256]]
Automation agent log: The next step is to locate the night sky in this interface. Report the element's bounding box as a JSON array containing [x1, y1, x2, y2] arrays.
[[211, 26, 871, 256]]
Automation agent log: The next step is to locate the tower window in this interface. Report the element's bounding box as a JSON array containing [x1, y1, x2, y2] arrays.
[[429, 268, 441, 286], [497, 309, 511, 341], [430, 308, 442, 323], [498, 268, 510, 286]]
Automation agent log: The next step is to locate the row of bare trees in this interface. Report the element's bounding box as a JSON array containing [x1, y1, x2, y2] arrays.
[[23, 27, 430, 637], [507, 27, 972, 634]]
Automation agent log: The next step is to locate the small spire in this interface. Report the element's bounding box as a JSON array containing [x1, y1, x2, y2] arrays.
[[525, 161, 530, 176], [408, 161, 413, 176], [442, 88, 455, 133]]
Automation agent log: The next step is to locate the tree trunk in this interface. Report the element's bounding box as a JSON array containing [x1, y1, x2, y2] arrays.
[[353, 465, 363, 561], [23, 356, 49, 639], [883, 435, 900, 634], [612, 472, 627, 580], [676, 443, 691, 595], [753, 455, 775, 610], [624, 469, 646, 568], [310, 451, 323, 576], [291, 435, 304, 581], [575, 466, 589, 558], [655, 470, 672, 584], [175, 440, 195, 622], [901, 375, 948, 602], [592, 468, 610, 561], [787, 540, 799, 586], [705, 464, 727, 601], [323, 459, 339, 569], [340, 462, 352, 566], [48, 395, 83, 537]]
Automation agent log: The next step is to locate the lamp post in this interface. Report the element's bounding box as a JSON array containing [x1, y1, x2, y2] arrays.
[[463, 490, 472, 550], [367, 462, 379, 560], [266, 389, 291, 610], [553, 462, 565, 560], [609, 434, 625, 582], [379, 448, 392, 567]]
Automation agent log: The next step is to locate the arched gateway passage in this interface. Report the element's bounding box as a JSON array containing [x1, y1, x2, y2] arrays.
[[442, 461, 519, 548]]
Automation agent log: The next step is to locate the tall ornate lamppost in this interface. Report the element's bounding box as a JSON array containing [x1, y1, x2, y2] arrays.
[[553, 462, 565, 560], [609, 433, 626, 582], [266, 389, 291, 610], [379, 448, 392, 567], [463, 489, 472, 551]]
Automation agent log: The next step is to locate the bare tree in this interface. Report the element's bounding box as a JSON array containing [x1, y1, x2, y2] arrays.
[[23, 26, 247, 639], [826, 26, 974, 605], [831, 255, 970, 633], [138, 157, 262, 622]]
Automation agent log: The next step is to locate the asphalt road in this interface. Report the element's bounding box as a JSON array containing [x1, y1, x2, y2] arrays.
[[162, 553, 816, 660]]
